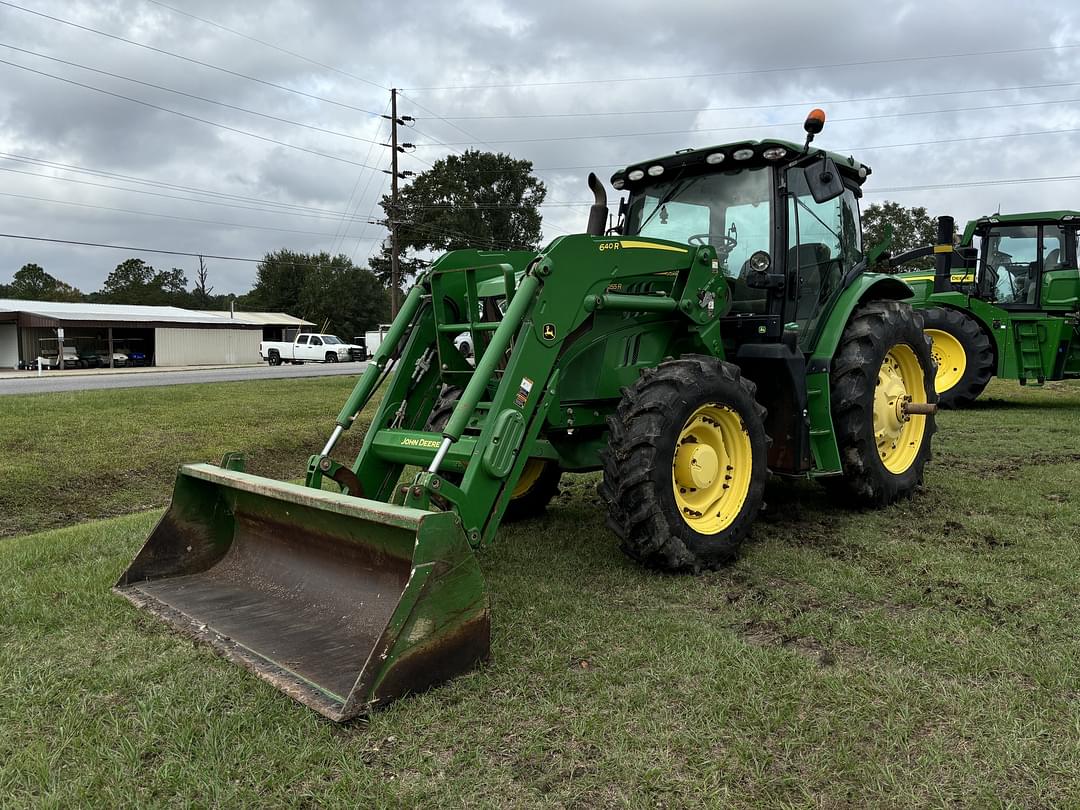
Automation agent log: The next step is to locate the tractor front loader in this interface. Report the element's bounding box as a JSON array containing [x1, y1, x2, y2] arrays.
[[116, 112, 938, 721], [890, 211, 1080, 407]]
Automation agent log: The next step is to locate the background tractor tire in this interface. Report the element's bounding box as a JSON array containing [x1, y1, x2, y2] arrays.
[[425, 386, 560, 521], [599, 355, 768, 573], [826, 301, 937, 507], [921, 306, 994, 408]]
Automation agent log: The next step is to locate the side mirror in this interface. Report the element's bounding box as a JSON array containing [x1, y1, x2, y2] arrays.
[[803, 157, 845, 204]]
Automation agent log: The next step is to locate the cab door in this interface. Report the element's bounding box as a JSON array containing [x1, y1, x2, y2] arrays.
[[305, 335, 324, 361]]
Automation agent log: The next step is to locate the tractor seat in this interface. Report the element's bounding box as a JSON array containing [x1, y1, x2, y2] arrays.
[[789, 243, 835, 321]]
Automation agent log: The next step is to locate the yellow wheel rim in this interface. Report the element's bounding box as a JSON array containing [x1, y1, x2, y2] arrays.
[[512, 459, 546, 498], [873, 345, 929, 475], [926, 328, 967, 394], [671, 404, 753, 535]]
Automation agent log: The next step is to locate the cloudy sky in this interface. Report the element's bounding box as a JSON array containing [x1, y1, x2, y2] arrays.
[[1, 0, 1078, 294]]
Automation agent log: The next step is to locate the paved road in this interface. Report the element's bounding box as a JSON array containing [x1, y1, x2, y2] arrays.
[[0, 362, 368, 396]]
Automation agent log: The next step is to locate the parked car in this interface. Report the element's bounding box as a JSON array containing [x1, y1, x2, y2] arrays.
[[260, 333, 351, 365]]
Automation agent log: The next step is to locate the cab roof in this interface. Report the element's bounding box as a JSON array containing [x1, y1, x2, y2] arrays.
[[610, 138, 872, 191], [961, 210, 1080, 245]]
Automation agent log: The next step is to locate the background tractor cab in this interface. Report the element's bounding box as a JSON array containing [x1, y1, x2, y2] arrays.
[[891, 211, 1080, 406]]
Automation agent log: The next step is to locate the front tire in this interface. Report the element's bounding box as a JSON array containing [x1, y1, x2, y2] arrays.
[[921, 307, 994, 408], [425, 386, 561, 521], [827, 301, 937, 506], [325, 352, 338, 363], [599, 355, 768, 573]]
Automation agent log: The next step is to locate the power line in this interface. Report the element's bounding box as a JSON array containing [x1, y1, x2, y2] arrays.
[[399, 92, 495, 150], [0, 0, 380, 115], [0, 58, 382, 170], [0, 191, 383, 238], [417, 125, 1080, 177], [0, 232, 371, 265], [866, 173, 1080, 194], [0, 165, 385, 224], [436, 80, 1080, 120], [0, 152, 371, 217], [419, 96, 1080, 146], [333, 100, 392, 256], [142, 0, 386, 90], [404, 42, 1080, 91], [1, 43, 384, 145]]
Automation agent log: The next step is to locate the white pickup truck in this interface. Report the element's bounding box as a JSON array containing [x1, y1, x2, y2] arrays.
[[260, 333, 357, 365]]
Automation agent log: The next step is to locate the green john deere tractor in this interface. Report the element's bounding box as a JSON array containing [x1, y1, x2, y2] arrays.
[[891, 212, 1080, 407], [115, 111, 938, 721]]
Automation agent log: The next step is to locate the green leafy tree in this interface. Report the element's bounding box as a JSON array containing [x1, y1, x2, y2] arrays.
[[242, 249, 311, 313], [6, 263, 83, 301], [370, 150, 547, 288], [96, 259, 192, 305], [862, 201, 940, 270], [244, 250, 389, 335]]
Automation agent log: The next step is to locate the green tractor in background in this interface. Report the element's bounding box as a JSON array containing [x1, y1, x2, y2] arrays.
[[892, 212, 1080, 407], [115, 111, 938, 721]]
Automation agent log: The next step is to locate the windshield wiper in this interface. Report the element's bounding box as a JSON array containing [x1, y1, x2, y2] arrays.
[[636, 171, 697, 234], [795, 197, 842, 243]]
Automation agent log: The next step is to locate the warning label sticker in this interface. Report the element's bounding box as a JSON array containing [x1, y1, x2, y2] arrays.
[[515, 376, 534, 408]]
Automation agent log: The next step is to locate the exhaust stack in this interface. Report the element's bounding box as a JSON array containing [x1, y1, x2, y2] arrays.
[[586, 172, 608, 236]]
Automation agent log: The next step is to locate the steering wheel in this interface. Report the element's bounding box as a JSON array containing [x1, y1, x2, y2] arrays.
[[687, 233, 737, 251]]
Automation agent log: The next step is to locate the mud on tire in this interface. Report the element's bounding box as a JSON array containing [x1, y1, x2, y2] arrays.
[[598, 355, 769, 573], [826, 300, 937, 507], [921, 306, 994, 408]]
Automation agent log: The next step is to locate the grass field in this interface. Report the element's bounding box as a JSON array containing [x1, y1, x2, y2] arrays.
[[0, 375, 375, 539], [2, 377, 1080, 807]]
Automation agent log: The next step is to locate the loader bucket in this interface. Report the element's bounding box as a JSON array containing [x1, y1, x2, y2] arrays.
[[114, 463, 489, 722]]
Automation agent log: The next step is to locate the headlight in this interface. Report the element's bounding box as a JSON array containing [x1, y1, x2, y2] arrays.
[[762, 147, 787, 160], [628, 169, 645, 181], [705, 152, 725, 165], [732, 148, 754, 161], [749, 250, 771, 272], [647, 164, 664, 176]]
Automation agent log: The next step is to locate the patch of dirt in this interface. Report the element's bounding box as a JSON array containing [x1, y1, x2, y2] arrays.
[[734, 618, 864, 668], [935, 451, 1080, 481]]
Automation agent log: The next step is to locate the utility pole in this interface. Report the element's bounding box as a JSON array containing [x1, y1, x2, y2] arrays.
[[382, 89, 415, 318], [389, 88, 400, 317]]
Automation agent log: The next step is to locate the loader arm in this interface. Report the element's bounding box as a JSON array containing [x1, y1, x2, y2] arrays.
[[310, 235, 723, 546]]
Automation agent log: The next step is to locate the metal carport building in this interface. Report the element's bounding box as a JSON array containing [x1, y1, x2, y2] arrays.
[[0, 299, 311, 368]]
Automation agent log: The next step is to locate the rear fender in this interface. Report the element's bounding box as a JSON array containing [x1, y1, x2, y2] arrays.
[[809, 275, 913, 363]]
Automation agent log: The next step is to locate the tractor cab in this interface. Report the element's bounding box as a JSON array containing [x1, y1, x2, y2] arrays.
[[963, 212, 1080, 310], [611, 118, 872, 354]]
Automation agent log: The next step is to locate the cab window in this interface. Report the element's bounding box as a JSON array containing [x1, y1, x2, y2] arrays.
[[625, 167, 773, 314], [296, 335, 309, 345], [310, 336, 323, 346], [786, 169, 863, 345], [980, 225, 1065, 305]]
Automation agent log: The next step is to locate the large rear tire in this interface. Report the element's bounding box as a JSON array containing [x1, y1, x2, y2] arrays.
[[599, 355, 768, 573], [425, 387, 561, 521], [921, 307, 994, 408], [827, 301, 937, 506]]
